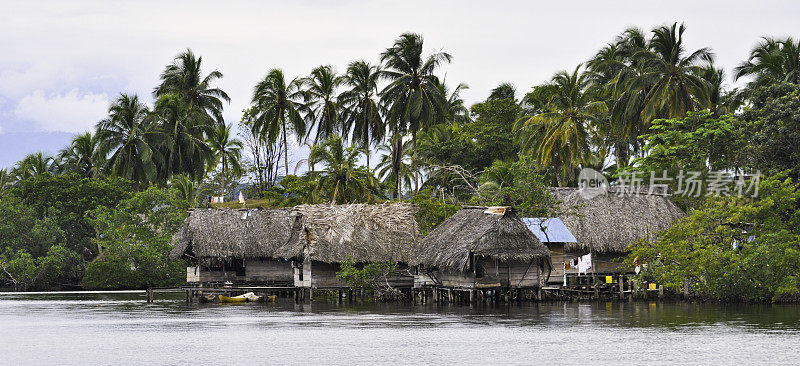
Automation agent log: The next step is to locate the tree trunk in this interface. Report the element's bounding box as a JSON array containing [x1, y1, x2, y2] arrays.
[[392, 134, 402, 199], [282, 120, 289, 177], [615, 140, 628, 169], [365, 147, 371, 172], [412, 130, 418, 196], [222, 156, 228, 196]]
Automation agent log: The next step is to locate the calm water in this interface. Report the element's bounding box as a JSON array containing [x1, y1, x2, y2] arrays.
[[1, 292, 799, 365]]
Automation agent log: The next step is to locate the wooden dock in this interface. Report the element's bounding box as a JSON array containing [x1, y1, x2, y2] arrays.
[[146, 273, 669, 304], [146, 286, 301, 304]]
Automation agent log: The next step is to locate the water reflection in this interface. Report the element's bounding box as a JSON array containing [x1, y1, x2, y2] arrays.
[[1, 292, 798, 365]]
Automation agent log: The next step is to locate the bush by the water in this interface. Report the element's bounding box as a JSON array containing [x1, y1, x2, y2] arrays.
[[629, 173, 800, 302], [83, 187, 188, 290]]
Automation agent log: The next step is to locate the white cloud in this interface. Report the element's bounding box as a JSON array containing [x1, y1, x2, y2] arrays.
[[14, 89, 109, 134]]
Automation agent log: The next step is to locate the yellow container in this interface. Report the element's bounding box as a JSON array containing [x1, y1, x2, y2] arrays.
[[648, 283, 657, 290], [606, 276, 613, 284]]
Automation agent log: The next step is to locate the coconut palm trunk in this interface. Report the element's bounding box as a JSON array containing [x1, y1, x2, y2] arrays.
[[392, 133, 403, 199], [282, 121, 289, 177], [412, 130, 418, 195]]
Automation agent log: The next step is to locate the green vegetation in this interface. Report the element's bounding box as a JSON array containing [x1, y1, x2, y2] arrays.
[[629, 174, 800, 302], [336, 257, 403, 300], [1, 24, 799, 299], [84, 188, 188, 289]]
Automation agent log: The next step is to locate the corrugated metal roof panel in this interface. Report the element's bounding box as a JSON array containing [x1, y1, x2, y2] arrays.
[[522, 217, 577, 243]]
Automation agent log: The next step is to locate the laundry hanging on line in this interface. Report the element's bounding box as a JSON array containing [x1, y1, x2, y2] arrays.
[[577, 253, 592, 274]]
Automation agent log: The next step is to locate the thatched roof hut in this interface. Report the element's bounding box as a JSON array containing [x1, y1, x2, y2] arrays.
[[170, 203, 420, 263], [169, 208, 302, 260], [411, 207, 550, 272], [550, 187, 684, 253], [291, 203, 420, 263]]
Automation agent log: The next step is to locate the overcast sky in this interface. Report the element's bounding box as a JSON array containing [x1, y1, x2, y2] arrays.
[[1, 0, 799, 169]]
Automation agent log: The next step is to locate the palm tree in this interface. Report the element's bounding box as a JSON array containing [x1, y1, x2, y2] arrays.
[[735, 37, 800, 88], [436, 80, 472, 124], [380, 33, 452, 196], [587, 40, 638, 168], [631, 22, 713, 121], [487, 82, 517, 101], [11, 152, 56, 181], [151, 94, 213, 183], [587, 28, 651, 167], [58, 132, 104, 178], [307, 135, 379, 203], [376, 139, 414, 198], [170, 174, 211, 208], [698, 64, 744, 116], [207, 123, 243, 194], [155, 49, 230, 125], [478, 159, 515, 194], [340, 60, 385, 170], [303, 65, 344, 143], [251, 68, 307, 177], [0, 168, 11, 198], [515, 66, 607, 186], [96, 93, 157, 185]]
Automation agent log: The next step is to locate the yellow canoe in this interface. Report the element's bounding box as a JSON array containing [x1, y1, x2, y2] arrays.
[[218, 294, 248, 303], [218, 292, 261, 303]]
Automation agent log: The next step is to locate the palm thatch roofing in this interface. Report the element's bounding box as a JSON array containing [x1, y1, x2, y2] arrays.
[[170, 203, 420, 263], [291, 203, 420, 263], [169, 208, 301, 260], [411, 207, 551, 272], [550, 187, 684, 253]]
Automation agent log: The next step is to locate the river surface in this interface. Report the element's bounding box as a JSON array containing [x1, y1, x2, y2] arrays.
[[1, 291, 799, 365]]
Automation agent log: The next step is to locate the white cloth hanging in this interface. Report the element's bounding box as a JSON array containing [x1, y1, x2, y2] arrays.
[[577, 253, 593, 274]]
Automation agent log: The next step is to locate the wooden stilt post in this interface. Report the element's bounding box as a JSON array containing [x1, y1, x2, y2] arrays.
[[619, 275, 625, 300], [338, 289, 343, 304], [146, 288, 153, 303]]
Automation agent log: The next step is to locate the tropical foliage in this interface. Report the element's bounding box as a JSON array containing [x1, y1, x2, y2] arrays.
[[3, 26, 800, 298]]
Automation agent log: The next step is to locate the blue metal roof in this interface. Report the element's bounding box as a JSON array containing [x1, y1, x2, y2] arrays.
[[522, 217, 577, 243]]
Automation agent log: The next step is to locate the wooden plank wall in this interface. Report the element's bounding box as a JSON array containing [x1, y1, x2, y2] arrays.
[[309, 261, 347, 288], [506, 259, 541, 288], [192, 258, 294, 283], [246, 260, 293, 282], [436, 271, 475, 288], [546, 246, 629, 283], [305, 261, 414, 289]]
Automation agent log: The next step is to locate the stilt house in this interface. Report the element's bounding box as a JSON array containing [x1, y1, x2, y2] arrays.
[[412, 206, 551, 289], [290, 203, 420, 290], [169, 208, 301, 285], [522, 217, 577, 283], [170, 203, 421, 289], [547, 187, 684, 274]]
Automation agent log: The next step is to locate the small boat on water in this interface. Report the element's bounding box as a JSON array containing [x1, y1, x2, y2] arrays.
[[219, 292, 260, 303]]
